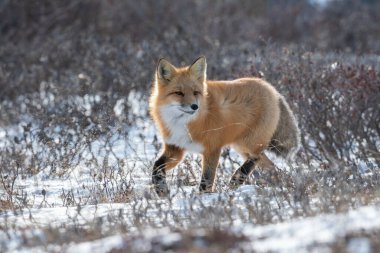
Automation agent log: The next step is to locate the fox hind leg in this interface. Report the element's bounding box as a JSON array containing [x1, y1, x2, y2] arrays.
[[229, 124, 278, 188], [229, 158, 257, 188]]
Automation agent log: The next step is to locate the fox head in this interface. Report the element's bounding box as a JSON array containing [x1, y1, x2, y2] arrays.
[[152, 56, 207, 122]]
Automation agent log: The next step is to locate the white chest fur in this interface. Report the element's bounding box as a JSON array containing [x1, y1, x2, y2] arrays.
[[159, 105, 204, 153]]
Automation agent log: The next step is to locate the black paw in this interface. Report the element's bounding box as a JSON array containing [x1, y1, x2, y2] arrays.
[[154, 183, 169, 197], [152, 168, 169, 197], [229, 172, 247, 189], [199, 179, 214, 193]]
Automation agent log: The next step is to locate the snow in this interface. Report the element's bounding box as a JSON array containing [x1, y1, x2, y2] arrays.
[[6, 204, 380, 253], [1, 94, 379, 253], [240, 204, 380, 252], [347, 238, 371, 253], [66, 234, 125, 253]]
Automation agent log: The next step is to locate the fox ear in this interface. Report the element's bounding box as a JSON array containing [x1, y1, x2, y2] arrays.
[[157, 58, 176, 82], [189, 56, 207, 82]]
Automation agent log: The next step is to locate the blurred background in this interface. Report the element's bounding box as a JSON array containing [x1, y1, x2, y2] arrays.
[[1, 0, 379, 165], [0, 1, 380, 251]]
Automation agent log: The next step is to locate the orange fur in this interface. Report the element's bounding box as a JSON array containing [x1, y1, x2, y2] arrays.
[[150, 56, 299, 194]]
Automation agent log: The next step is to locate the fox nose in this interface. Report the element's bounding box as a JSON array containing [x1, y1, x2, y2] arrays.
[[191, 104, 198, 111]]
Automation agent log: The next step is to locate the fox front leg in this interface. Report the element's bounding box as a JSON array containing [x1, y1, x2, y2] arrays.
[[152, 155, 170, 197], [152, 145, 184, 197], [199, 149, 221, 193]]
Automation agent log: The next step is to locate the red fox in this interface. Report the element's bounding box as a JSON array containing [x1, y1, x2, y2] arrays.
[[150, 56, 300, 196]]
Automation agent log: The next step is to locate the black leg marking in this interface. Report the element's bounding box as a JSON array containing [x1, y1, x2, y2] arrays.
[[199, 167, 213, 192], [230, 159, 257, 188], [152, 155, 169, 196], [152, 155, 166, 184]]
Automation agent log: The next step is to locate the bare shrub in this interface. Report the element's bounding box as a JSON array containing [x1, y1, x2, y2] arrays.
[[258, 48, 380, 167], [0, 0, 379, 251]]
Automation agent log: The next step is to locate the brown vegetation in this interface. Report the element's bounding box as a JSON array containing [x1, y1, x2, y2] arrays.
[[0, 0, 379, 252]]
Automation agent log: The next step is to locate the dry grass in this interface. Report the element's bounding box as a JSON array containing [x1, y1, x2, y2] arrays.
[[0, 0, 379, 252]]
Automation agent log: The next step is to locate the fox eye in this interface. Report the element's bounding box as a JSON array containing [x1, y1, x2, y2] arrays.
[[174, 91, 184, 96], [193, 91, 201, 96]]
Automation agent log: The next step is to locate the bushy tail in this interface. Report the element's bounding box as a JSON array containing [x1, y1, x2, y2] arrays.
[[268, 96, 301, 160]]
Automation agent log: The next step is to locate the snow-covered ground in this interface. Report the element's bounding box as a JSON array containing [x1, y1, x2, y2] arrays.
[[65, 204, 380, 253], [1, 94, 379, 253], [4, 202, 380, 252]]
